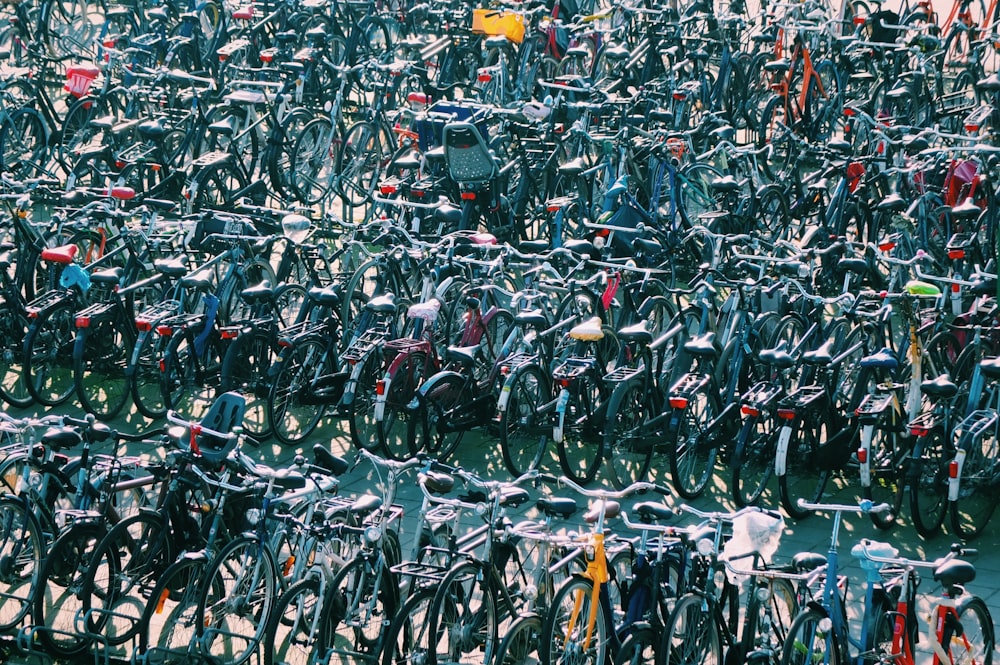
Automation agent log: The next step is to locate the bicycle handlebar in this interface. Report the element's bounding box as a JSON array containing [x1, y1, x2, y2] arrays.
[[797, 499, 891, 514]]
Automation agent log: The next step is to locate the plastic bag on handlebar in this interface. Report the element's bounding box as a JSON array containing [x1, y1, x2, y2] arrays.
[[722, 510, 784, 584]]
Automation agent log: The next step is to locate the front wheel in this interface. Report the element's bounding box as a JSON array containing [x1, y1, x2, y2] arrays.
[[499, 364, 550, 476], [780, 608, 843, 665], [658, 593, 722, 665], [268, 336, 332, 446], [0, 497, 44, 631], [543, 576, 608, 665], [262, 577, 334, 665], [948, 597, 995, 665]]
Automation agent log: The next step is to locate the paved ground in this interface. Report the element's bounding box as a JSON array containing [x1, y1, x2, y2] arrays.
[[3, 400, 999, 664]]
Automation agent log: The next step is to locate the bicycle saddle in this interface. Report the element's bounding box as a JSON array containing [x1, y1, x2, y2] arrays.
[[40, 427, 82, 451], [312, 444, 349, 476], [978, 356, 1000, 379], [683, 332, 719, 358], [617, 322, 652, 345], [634, 502, 675, 523], [920, 374, 958, 399], [366, 293, 397, 314], [860, 348, 898, 370], [791, 551, 827, 573], [583, 500, 619, 523], [934, 559, 976, 593], [537, 497, 577, 519], [569, 317, 604, 342], [758, 343, 796, 369]]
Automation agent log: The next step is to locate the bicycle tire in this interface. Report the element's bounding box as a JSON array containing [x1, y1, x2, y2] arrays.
[[949, 596, 995, 665], [732, 410, 778, 507], [778, 410, 834, 520], [412, 372, 470, 462], [161, 327, 223, 421], [347, 346, 385, 452], [780, 608, 843, 665], [757, 95, 794, 182], [950, 424, 999, 540], [499, 363, 550, 476], [658, 592, 722, 665], [862, 426, 906, 530], [381, 587, 437, 665], [0, 107, 46, 178], [0, 302, 32, 408], [337, 119, 384, 206], [24, 301, 77, 407], [290, 116, 338, 205], [327, 552, 399, 655], [266, 107, 315, 199], [379, 349, 430, 461], [188, 161, 250, 212], [495, 613, 543, 665], [130, 330, 171, 419], [543, 576, 608, 665], [909, 428, 950, 538], [263, 576, 335, 665], [666, 387, 720, 500], [73, 313, 132, 420], [604, 378, 654, 490], [556, 375, 606, 486], [196, 535, 279, 665], [269, 335, 332, 446], [0, 496, 44, 631], [220, 327, 275, 440], [137, 555, 207, 662], [79, 511, 171, 646], [32, 521, 106, 657]]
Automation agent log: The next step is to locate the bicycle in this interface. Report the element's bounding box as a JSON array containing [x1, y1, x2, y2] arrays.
[[855, 538, 995, 665]]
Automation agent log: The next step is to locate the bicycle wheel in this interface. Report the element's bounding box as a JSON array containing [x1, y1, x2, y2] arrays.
[[0, 302, 32, 408], [130, 330, 171, 419], [338, 120, 384, 205], [658, 593, 722, 665], [161, 328, 222, 421], [138, 556, 206, 662], [495, 613, 543, 665], [267, 107, 316, 199], [948, 596, 995, 665], [381, 587, 437, 665], [0, 497, 43, 631], [0, 107, 47, 178], [196, 536, 279, 665], [379, 350, 429, 461], [950, 424, 999, 540], [73, 314, 132, 420], [604, 379, 654, 490], [732, 410, 778, 507], [909, 429, 949, 538], [347, 347, 384, 452], [269, 336, 332, 446], [263, 577, 336, 665], [188, 161, 249, 212], [863, 427, 905, 530], [499, 364, 550, 476], [290, 116, 337, 205], [780, 608, 842, 665], [543, 576, 608, 665], [220, 327, 274, 440], [353, 16, 392, 64], [428, 560, 497, 665], [778, 412, 833, 520], [32, 521, 105, 657], [678, 163, 723, 229], [24, 302, 76, 407], [80, 511, 171, 647], [556, 376, 606, 485], [412, 372, 470, 462], [757, 95, 794, 182], [667, 388, 720, 500], [327, 553, 398, 657]]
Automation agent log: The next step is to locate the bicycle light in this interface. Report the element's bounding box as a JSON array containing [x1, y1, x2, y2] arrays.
[[818, 617, 833, 634], [245, 508, 261, 526], [585, 544, 596, 561], [696, 538, 713, 557], [756, 585, 770, 602], [364, 525, 381, 545]]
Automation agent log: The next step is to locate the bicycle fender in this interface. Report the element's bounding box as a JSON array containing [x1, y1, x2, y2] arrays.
[[374, 372, 391, 421], [416, 371, 466, 406], [774, 424, 795, 476], [948, 448, 967, 501]]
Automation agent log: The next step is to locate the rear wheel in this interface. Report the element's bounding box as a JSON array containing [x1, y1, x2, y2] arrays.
[[909, 429, 949, 538], [268, 337, 332, 446], [24, 303, 77, 407], [778, 412, 834, 519], [348, 348, 385, 452], [556, 377, 606, 485], [0, 497, 43, 631], [667, 388, 720, 500], [659, 593, 722, 665], [0, 303, 32, 408], [862, 428, 905, 530], [732, 412, 778, 507], [74, 316, 132, 420], [604, 379, 654, 490], [220, 328, 274, 440], [161, 328, 222, 421], [130, 331, 171, 419], [499, 364, 550, 476]]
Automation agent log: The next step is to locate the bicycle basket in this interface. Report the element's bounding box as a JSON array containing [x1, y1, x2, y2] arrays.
[[65, 65, 100, 98], [471, 9, 525, 43]]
